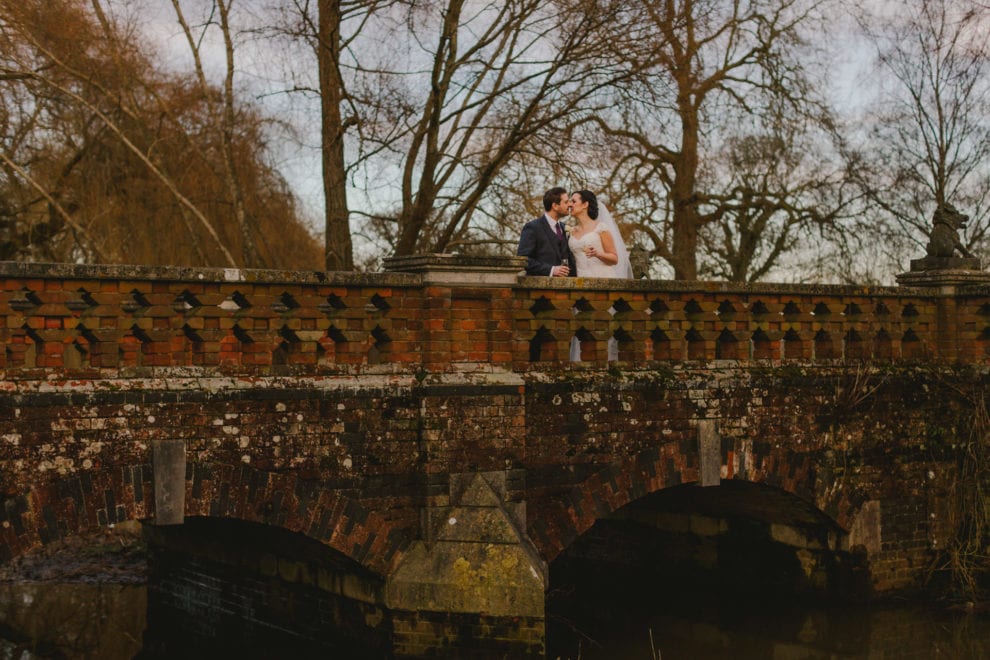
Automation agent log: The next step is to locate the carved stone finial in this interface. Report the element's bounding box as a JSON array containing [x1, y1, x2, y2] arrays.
[[629, 245, 649, 279], [925, 202, 974, 259], [902, 202, 983, 279]]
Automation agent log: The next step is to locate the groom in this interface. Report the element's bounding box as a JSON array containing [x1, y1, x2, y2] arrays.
[[517, 186, 575, 277]]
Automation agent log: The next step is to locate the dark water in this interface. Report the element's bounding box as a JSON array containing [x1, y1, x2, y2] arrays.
[[547, 594, 990, 659], [0, 583, 145, 659], [1, 581, 988, 659]]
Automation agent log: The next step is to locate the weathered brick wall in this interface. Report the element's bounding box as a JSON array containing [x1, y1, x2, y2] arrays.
[[520, 365, 983, 593], [1, 260, 988, 600]]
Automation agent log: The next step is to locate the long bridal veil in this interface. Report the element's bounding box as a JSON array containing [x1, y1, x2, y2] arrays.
[[598, 203, 634, 279]]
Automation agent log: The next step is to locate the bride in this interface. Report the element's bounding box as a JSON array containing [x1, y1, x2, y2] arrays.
[[567, 190, 633, 279], [566, 190, 632, 361]]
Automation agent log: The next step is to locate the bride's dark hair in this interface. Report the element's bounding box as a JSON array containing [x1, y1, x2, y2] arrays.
[[575, 190, 599, 219]]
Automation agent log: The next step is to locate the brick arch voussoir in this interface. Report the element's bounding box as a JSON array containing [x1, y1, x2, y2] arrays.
[[725, 442, 866, 532], [529, 441, 863, 565], [528, 442, 694, 564], [183, 462, 407, 575], [0, 463, 409, 576], [0, 465, 153, 564]]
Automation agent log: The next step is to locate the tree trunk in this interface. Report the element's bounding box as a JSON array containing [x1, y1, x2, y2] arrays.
[[318, 0, 354, 271], [216, 0, 259, 268], [671, 94, 700, 280]]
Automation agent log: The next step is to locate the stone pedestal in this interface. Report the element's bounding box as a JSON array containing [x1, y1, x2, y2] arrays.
[[908, 256, 981, 272], [383, 253, 527, 286], [897, 257, 990, 288], [896, 258, 990, 363], [386, 471, 546, 657]]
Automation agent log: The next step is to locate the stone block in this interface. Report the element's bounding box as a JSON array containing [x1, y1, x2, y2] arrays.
[[152, 438, 186, 525], [849, 500, 881, 555], [770, 523, 823, 550], [689, 515, 727, 537], [433, 507, 521, 544], [388, 471, 545, 622], [386, 540, 545, 618]]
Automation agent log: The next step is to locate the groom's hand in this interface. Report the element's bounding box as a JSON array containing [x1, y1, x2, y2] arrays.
[[552, 265, 570, 277]]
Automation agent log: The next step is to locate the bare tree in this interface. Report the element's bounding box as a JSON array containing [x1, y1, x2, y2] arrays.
[[170, 0, 261, 266], [345, 0, 628, 259], [584, 0, 835, 280], [263, 0, 415, 270], [852, 0, 990, 272], [316, 0, 354, 270], [696, 109, 858, 282]]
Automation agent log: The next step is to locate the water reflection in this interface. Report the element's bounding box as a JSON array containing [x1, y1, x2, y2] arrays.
[[548, 592, 990, 659], [0, 582, 145, 659], [0, 582, 990, 660], [0, 580, 987, 659]]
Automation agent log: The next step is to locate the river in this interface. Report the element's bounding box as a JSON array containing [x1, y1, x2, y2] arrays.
[[547, 592, 990, 659], [0, 580, 987, 658], [0, 526, 987, 659]]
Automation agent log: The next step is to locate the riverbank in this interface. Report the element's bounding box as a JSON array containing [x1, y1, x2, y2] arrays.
[[0, 523, 148, 659], [0, 522, 146, 585]]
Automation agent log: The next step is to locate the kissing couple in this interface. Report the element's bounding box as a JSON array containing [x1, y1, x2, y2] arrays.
[[517, 187, 633, 280]]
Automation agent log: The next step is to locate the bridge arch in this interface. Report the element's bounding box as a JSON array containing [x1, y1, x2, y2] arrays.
[[528, 443, 867, 566], [2, 462, 407, 576], [534, 444, 877, 615], [182, 462, 407, 575], [142, 515, 394, 657]]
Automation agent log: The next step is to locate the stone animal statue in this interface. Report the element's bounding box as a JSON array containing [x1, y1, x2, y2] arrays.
[[926, 203, 975, 259]]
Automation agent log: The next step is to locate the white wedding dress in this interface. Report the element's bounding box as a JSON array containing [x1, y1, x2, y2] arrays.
[[566, 204, 633, 362], [567, 204, 633, 280], [569, 225, 622, 278]]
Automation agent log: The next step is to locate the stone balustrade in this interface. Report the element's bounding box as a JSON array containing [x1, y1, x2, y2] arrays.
[[2, 257, 988, 378]]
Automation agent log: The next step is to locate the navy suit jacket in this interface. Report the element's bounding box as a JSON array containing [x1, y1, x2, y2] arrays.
[[517, 215, 576, 277]]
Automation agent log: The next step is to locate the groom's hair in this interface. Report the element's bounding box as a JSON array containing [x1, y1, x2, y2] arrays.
[[543, 187, 567, 211], [575, 190, 599, 219]]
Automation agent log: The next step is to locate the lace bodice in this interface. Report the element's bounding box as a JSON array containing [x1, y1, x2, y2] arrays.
[[569, 224, 620, 278]]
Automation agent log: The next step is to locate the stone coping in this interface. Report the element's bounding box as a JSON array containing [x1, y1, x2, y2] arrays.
[[896, 269, 990, 288], [383, 253, 526, 272], [517, 275, 920, 296], [0, 259, 983, 298], [0, 260, 421, 287]]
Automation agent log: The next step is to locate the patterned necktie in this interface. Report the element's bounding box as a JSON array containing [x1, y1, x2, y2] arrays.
[[555, 222, 564, 241]]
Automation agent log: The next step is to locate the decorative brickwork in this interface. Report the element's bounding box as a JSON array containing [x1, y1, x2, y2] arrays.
[[2, 261, 989, 376], [1, 259, 989, 655]]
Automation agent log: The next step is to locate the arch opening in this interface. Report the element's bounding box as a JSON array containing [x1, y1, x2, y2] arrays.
[[548, 481, 870, 658], [142, 517, 391, 658]]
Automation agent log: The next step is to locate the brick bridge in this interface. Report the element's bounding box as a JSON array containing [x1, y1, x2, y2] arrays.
[[1, 256, 989, 657]]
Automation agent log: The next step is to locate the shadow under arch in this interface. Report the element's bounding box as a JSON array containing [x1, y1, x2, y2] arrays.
[[545, 478, 876, 660], [142, 515, 394, 658]]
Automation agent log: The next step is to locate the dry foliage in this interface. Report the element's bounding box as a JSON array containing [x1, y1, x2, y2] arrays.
[[0, 0, 322, 268]]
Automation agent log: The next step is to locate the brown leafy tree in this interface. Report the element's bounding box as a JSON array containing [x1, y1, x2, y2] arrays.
[[0, 0, 322, 267]]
